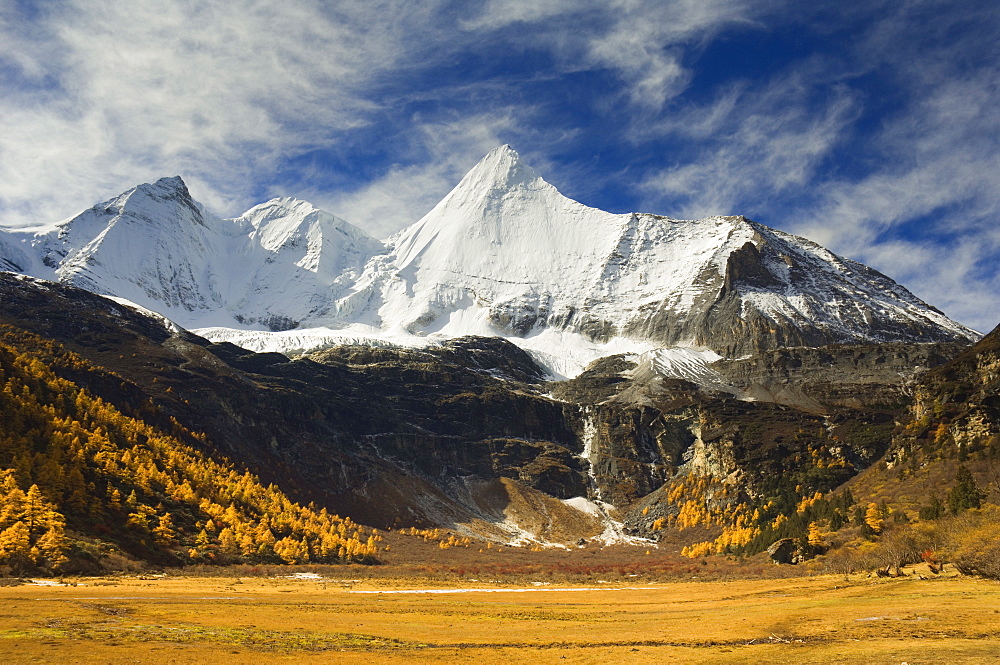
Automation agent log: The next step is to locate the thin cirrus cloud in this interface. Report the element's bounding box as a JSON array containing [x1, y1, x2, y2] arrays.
[[622, 0, 999, 331], [0, 0, 996, 330], [796, 70, 1000, 331], [808, 1, 1000, 333], [0, 0, 454, 225], [635, 76, 862, 221]]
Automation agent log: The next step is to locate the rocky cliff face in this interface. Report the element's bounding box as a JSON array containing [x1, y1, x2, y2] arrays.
[[554, 363, 894, 513], [711, 342, 967, 411], [0, 272, 977, 546], [841, 323, 1000, 514], [615, 226, 975, 358], [901, 324, 1000, 454]]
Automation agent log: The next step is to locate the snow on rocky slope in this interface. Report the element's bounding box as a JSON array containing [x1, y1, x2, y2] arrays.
[[0, 146, 979, 379], [342, 146, 975, 358], [20, 177, 383, 331]]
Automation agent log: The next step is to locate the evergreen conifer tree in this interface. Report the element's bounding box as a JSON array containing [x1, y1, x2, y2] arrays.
[[948, 465, 983, 514]]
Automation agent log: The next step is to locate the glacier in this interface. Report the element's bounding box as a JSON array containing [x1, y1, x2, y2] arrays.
[[0, 145, 979, 380]]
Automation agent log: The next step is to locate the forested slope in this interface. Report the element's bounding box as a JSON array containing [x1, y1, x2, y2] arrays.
[[0, 324, 380, 574]]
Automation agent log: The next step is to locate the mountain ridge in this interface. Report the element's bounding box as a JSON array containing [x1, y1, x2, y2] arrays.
[[0, 237, 994, 573], [0, 146, 979, 377]]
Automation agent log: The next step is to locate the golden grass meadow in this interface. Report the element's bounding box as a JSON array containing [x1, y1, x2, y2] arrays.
[[1, 566, 998, 664]]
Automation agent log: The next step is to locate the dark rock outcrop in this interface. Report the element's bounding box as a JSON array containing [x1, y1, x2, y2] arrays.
[[0, 271, 975, 544], [713, 342, 967, 411], [767, 538, 798, 564]]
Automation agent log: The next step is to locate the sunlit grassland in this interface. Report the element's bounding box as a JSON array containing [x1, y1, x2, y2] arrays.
[[0, 572, 998, 663]]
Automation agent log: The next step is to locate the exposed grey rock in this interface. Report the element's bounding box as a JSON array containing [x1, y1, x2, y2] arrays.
[[767, 538, 798, 564]]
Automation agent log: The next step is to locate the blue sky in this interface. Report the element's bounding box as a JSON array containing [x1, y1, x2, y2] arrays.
[[1, 0, 997, 331]]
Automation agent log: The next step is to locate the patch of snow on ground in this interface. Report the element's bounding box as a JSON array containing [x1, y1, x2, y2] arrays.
[[563, 496, 654, 547], [285, 572, 324, 580], [194, 323, 654, 379], [495, 516, 544, 547], [513, 329, 655, 379], [561, 496, 602, 517], [587, 501, 653, 547], [631, 346, 738, 394], [105, 295, 182, 333], [193, 325, 436, 356]]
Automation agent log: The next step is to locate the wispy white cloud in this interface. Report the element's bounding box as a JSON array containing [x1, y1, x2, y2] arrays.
[[856, 237, 999, 334], [636, 74, 860, 219], [787, 3, 1000, 332], [0, 0, 450, 226], [581, 0, 766, 109], [465, 0, 768, 109], [0, 0, 763, 227], [794, 79, 1000, 331], [0, 0, 772, 231]]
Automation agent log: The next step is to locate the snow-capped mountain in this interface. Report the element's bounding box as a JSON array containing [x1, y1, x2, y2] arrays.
[[0, 228, 37, 275], [24, 176, 384, 330], [339, 146, 975, 359], [0, 145, 979, 377]]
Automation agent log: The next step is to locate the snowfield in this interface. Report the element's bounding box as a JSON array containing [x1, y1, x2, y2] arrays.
[[0, 145, 978, 380]]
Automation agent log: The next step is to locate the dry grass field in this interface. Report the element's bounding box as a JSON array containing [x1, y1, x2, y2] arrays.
[[0, 567, 998, 664]]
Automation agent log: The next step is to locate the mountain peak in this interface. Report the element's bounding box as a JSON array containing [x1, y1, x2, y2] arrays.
[[387, 145, 594, 272], [482, 143, 520, 164], [454, 144, 545, 199], [111, 176, 207, 230], [48, 176, 203, 244], [243, 196, 325, 224], [153, 175, 186, 189], [133, 175, 190, 200], [4, 150, 979, 375], [238, 196, 380, 252]]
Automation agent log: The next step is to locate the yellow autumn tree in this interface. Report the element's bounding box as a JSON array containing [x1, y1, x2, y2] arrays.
[[0, 480, 68, 572], [864, 503, 883, 533], [807, 521, 825, 548], [0, 324, 383, 569]]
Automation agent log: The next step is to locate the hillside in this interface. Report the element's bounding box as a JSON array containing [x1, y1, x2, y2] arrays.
[[0, 320, 380, 574], [846, 323, 1000, 513], [677, 322, 1000, 572], [0, 269, 996, 577], [0, 273, 965, 553]]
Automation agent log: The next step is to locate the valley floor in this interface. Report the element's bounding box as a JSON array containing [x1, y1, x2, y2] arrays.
[[0, 570, 997, 663]]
